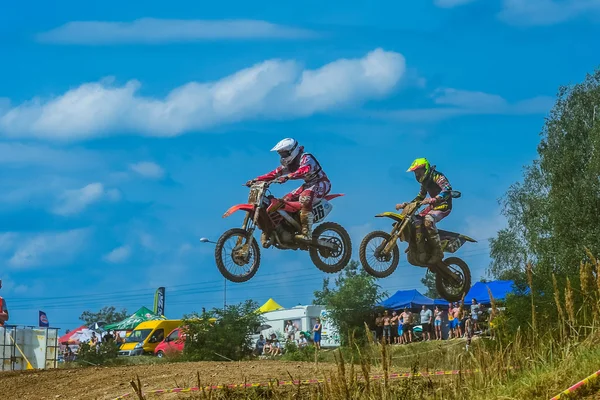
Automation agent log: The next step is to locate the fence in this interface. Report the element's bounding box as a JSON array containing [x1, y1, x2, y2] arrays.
[[0, 326, 60, 371]]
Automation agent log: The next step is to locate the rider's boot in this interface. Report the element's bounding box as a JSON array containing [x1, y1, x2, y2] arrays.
[[295, 210, 314, 242], [427, 232, 445, 264], [260, 232, 271, 248], [415, 231, 428, 264]]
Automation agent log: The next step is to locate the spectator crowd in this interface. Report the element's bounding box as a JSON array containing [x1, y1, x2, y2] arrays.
[[254, 318, 323, 357], [372, 299, 495, 345]]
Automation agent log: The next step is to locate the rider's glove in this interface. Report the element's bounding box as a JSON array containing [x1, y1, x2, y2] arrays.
[[275, 175, 290, 184], [395, 202, 408, 210], [421, 197, 437, 206]]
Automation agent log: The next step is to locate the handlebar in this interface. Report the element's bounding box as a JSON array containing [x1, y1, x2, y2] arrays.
[[396, 200, 430, 212], [244, 179, 282, 188]]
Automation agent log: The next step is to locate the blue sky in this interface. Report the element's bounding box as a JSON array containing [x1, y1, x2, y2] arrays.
[[1, 0, 599, 330]]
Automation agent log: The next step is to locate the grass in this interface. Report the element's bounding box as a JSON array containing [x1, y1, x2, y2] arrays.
[[143, 334, 600, 400], [59, 354, 174, 369], [126, 254, 600, 399], [63, 253, 600, 399]]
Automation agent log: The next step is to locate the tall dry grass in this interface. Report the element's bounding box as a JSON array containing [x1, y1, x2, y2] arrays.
[[157, 255, 600, 400]]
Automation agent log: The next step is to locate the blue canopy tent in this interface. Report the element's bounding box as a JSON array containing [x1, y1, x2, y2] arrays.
[[379, 289, 435, 309], [464, 280, 516, 304], [433, 298, 451, 306], [379, 281, 517, 310]]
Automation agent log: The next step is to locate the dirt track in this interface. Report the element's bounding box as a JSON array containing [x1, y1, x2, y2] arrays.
[[2, 361, 337, 400]]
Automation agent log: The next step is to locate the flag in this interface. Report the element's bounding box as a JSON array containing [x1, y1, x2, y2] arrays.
[[154, 287, 165, 316], [39, 311, 49, 328]]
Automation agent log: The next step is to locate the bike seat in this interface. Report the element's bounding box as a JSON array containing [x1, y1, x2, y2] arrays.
[[375, 212, 405, 223], [282, 200, 302, 212], [324, 193, 344, 201]]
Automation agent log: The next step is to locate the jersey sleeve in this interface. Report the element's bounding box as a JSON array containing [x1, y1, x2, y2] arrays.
[[287, 154, 314, 180], [255, 166, 284, 181], [411, 185, 427, 203], [433, 173, 452, 202]]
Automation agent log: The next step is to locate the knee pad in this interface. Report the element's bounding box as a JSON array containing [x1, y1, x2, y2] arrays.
[[299, 195, 312, 210], [424, 215, 436, 230]]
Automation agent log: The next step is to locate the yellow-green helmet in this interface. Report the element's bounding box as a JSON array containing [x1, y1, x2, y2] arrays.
[[407, 158, 431, 183]]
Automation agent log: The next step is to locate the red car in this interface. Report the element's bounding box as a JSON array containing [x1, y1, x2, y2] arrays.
[[153, 327, 186, 357]]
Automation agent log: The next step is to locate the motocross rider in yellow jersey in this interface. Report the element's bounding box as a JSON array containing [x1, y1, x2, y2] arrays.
[[396, 158, 453, 264]]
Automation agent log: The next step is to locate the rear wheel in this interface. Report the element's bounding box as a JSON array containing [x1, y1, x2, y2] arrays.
[[435, 257, 471, 302], [359, 231, 400, 278], [215, 228, 261, 283], [156, 351, 164, 358], [309, 222, 352, 273]]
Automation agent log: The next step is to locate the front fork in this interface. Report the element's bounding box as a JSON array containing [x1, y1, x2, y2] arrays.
[[382, 220, 406, 254], [235, 207, 258, 252]]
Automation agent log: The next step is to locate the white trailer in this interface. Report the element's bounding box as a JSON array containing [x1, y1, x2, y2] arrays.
[[254, 305, 340, 348]]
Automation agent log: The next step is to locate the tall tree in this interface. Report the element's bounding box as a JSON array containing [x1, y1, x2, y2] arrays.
[[313, 260, 385, 345], [490, 68, 600, 284], [79, 306, 128, 326], [421, 272, 439, 299]]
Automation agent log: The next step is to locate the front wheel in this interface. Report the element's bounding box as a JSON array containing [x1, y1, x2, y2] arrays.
[[309, 222, 352, 273], [215, 228, 261, 283], [359, 231, 400, 278], [435, 257, 472, 302]]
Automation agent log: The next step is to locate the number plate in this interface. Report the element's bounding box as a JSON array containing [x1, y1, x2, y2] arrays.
[[313, 199, 332, 223], [248, 187, 260, 204]]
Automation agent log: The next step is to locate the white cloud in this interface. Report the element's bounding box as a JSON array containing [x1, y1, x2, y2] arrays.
[[434, 0, 478, 8], [0, 48, 406, 140], [36, 18, 318, 45], [8, 228, 91, 268], [435, 0, 600, 25], [53, 182, 120, 216], [0, 142, 102, 169], [385, 88, 554, 122], [433, 88, 507, 110], [130, 161, 165, 179], [178, 243, 193, 254], [103, 245, 131, 263], [0, 233, 17, 252], [498, 0, 600, 26], [138, 232, 167, 254]]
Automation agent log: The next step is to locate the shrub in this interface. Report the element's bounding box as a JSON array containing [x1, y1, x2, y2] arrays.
[[281, 341, 320, 362], [182, 300, 263, 361], [76, 340, 119, 366]]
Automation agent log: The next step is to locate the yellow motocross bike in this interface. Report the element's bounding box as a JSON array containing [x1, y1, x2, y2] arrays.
[[359, 194, 475, 302]]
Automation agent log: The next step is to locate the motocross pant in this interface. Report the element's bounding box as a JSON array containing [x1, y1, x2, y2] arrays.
[[414, 207, 451, 262], [283, 180, 331, 240], [283, 180, 331, 210]]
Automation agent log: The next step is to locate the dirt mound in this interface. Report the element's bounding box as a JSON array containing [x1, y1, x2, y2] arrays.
[[1, 360, 336, 400]]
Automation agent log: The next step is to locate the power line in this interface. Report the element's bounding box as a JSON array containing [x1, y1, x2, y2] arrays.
[[8, 244, 493, 312]]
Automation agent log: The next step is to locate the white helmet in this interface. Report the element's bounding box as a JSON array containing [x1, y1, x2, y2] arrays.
[[271, 138, 301, 167]]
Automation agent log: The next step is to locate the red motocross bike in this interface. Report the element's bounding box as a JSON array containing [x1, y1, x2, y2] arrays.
[[215, 180, 352, 282]]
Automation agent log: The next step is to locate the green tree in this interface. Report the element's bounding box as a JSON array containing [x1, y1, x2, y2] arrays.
[[79, 306, 128, 326], [182, 300, 262, 361], [489, 68, 600, 334], [490, 69, 600, 283], [421, 272, 439, 298], [313, 260, 385, 345]]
